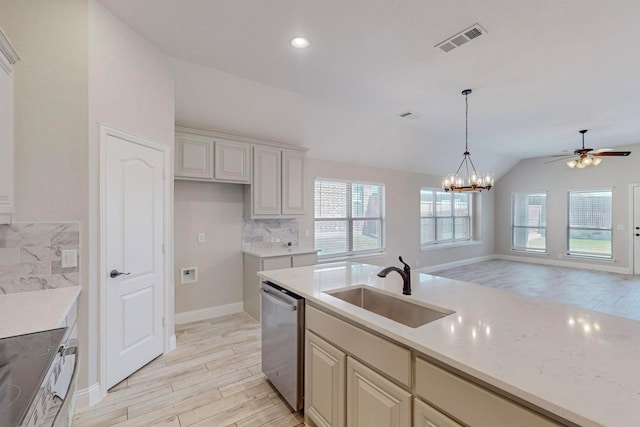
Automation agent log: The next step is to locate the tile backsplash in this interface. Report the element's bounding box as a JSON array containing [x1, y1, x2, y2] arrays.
[[242, 219, 299, 250], [0, 222, 80, 294]]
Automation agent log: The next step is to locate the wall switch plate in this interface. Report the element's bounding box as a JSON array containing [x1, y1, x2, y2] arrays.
[[617, 224, 625, 231], [61, 249, 78, 268], [198, 233, 205, 243], [180, 267, 198, 284]]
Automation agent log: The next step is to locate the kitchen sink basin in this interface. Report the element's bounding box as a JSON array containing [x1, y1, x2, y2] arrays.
[[325, 286, 452, 328]]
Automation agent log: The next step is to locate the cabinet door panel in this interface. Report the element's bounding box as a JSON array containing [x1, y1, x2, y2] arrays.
[[253, 146, 281, 215], [282, 150, 305, 215], [175, 134, 214, 179], [346, 358, 411, 427], [214, 139, 250, 182], [306, 331, 346, 427], [292, 253, 317, 267], [414, 398, 462, 427], [262, 256, 292, 271]]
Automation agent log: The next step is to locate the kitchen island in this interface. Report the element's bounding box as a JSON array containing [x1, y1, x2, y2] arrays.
[[258, 261, 639, 427]]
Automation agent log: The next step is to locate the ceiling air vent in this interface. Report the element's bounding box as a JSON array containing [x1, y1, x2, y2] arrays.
[[436, 24, 486, 53], [398, 111, 419, 120]]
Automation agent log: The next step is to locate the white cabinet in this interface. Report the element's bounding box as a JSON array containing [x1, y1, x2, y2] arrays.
[[175, 132, 214, 179], [0, 28, 20, 224], [214, 139, 250, 182], [346, 357, 411, 427], [251, 146, 281, 215], [414, 398, 462, 427], [175, 129, 250, 183], [282, 150, 305, 215], [243, 250, 317, 321], [306, 331, 346, 427], [244, 146, 306, 218]]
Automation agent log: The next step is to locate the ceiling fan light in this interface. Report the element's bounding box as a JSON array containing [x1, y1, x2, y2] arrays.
[[592, 158, 602, 166], [567, 160, 577, 168], [576, 161, 586, 169], [582, 156, 593, 166]]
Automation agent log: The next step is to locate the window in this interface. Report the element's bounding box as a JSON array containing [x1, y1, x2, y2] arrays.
[[420, 189, 471, 247], [314, 179, 385, 258], [512, 192, 547, 252], [567, 189, 613, 258]]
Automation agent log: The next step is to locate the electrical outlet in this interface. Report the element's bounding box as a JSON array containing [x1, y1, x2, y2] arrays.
[[198, 233, 205, 243], [61, 249, 77, 268]]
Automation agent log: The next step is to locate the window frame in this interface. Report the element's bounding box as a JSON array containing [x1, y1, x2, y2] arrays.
[[420, 188, 472, 248], [566, 188, 613, 259], [314, 178, 385, 259], [511, 191, 547, 253]]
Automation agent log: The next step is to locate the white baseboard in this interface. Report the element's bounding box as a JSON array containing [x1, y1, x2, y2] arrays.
[[175, 302, 244, 325], [415, 255, 495, 274], [494, 254, 630, 275], [169, 334, 177, 351], [76, 382, 102, 408]]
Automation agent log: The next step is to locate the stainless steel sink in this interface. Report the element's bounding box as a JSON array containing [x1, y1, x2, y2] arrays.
[[325, 286, 452, 328]]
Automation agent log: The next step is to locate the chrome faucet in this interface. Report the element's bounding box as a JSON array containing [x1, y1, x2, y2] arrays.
[[377, 256, 411, 295]]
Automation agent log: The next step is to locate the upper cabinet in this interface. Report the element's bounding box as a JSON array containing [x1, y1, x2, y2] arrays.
[[244, 146, 306, 219], [0, 28, 20, 224], [175, 127, 250, 183], [175, 126, 307, 219]]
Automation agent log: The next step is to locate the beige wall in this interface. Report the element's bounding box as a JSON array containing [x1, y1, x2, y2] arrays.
[[302, 158, 496, 269], [495, 143, 640, 272], [87, 0, 175, 394], [0, 0, 91, 389], [173, 181, 244, 314]]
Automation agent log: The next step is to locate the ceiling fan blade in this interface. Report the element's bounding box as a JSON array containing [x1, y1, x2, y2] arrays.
[[545, 156, 575, 164], [592, 151, 631, 157]]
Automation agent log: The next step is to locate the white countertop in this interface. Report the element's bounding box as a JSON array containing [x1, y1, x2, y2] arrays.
[[0, 287, 81, 338], [243, 246, 318, 258], [258, 262, 640, 427]]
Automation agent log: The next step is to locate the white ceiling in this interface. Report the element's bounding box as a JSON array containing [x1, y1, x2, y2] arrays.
[[98, 0, 640, 176]]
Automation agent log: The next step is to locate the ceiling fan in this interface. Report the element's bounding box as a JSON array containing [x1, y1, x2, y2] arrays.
[[548, 129, 631, 169]]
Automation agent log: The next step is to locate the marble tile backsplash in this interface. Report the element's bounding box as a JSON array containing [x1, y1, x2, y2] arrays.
[[242, 219, 299, 250], [0, 222, 80, 294]]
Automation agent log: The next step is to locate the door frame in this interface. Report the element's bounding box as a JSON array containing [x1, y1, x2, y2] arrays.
[[98, 124, 173, 398], [630, 183, 640, 275]]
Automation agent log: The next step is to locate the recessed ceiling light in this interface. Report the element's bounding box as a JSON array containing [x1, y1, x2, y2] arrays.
[[290, 37, 310, 49]]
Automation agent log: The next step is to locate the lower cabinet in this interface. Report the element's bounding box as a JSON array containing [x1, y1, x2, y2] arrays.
[[414, 398, 462, 427], [243, 251, 318, 321], [306, 331, 346, 427], [346, 358, 411, 427], [305, 305, 569, 427]]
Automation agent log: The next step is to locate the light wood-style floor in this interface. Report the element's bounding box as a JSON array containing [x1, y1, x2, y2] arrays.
[[73, 260, 640, 426], [73, 313, 304, 427], [432, 259, 640, 321]]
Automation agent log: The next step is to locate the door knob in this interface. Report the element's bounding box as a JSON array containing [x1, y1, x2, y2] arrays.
[[110, 270, 131, 278]]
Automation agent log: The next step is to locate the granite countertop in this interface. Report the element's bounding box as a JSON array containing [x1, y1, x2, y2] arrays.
[[243, 246, 318, 258], [258, 261, 640, 427], [0, 287, 81, 338]]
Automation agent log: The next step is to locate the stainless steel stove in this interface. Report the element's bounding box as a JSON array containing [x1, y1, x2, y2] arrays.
[[0, 328, 77, 427]]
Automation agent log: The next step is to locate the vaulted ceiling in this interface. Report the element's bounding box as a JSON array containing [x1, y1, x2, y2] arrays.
[[98, 0, 640, 178]]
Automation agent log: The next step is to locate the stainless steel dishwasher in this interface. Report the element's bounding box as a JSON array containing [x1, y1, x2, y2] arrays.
[[261, 281, 304, 412]]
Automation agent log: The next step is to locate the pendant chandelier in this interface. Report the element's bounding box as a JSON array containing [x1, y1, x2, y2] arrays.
[[441, 89, 494, 192]]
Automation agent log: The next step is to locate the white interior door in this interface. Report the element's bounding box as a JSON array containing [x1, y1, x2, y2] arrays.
[[104, 131, 165, 389], [634, 186, 640, 275]]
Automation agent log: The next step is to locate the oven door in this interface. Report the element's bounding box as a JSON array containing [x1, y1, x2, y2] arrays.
[[50, 339, 78, 427]]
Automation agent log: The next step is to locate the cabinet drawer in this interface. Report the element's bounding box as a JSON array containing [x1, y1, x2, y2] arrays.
[[307, 305, 411, 387], [414, 397, 462, 427], [292, 252, 317, 267], [262, 256, 292, 271], [415, 358, 563, 427]]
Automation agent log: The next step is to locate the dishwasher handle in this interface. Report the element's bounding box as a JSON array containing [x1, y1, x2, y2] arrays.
[[261, 288, 297, 311]]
